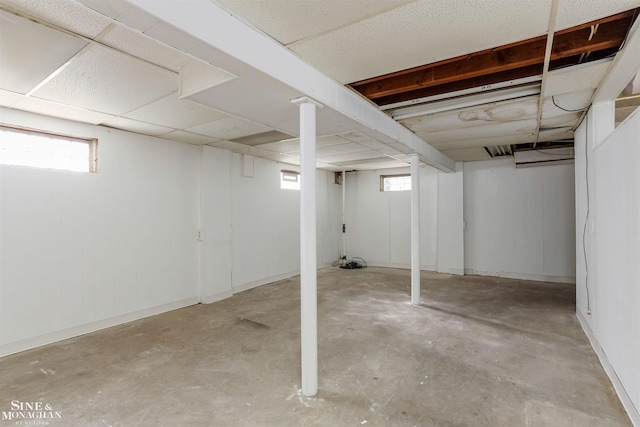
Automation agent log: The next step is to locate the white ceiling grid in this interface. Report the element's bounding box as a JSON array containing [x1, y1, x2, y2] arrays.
[[0, 0, 638, 165]]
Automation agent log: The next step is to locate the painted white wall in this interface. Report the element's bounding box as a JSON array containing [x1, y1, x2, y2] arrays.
[[0, 108, 200, 356], [345, 166, 440, 269], [230, 154, 341, 291], [199, 145, 233, 303], [437, 163, 464, 275], [463, 158, 576, 283], [575, 106, 640, 425]]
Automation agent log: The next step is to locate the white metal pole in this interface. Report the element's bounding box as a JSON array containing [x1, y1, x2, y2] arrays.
[[291, 96, 322, 397], [411, 154, 421, 305]]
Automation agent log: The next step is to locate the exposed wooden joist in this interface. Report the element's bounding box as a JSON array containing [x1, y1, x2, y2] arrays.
[[351, 10, 636, 104]]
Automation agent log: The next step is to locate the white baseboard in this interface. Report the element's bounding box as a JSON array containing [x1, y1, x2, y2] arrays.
[[231, 263, 334, 294], [365, 262, 438, 271], [201, 290, 233, 304], [0, 297, 199, 358], [464, 269, 576, 284], [577, 311, 639, 427]]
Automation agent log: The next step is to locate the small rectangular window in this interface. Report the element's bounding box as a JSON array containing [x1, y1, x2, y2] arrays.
[[281, 169, 300, 190], [0, 125, 97, 173], [380, 174, 411, 192]]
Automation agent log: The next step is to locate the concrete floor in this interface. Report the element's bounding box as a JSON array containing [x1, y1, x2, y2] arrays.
[[0, 267, 630, 426]]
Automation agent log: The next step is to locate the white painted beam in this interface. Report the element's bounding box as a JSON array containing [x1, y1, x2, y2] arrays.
[[121, 0, 455, 172], [593, 15, 640, 103]]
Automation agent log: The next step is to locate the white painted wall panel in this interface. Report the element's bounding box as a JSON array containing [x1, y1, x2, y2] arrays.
[[345, 166, 439, 269], [464, 158, 576, 283], [575, 108, 640, 424], [230, 155, 341, 290], [0, 108, 199, 352], [199, 145, 233, 302], [437, 163, 464, 274]]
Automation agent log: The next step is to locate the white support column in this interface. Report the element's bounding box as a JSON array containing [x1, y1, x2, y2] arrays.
[[411, 154, 421, 305], [291, 96, 322, 397]]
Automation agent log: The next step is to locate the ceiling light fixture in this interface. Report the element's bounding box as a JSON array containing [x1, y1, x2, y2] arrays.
[[390, 84, 541, 121]]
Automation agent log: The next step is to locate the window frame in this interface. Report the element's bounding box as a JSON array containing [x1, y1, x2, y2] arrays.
[[0, 124, 98, 173], [280, 169, 300, 190], [380, 173, 412, 192]]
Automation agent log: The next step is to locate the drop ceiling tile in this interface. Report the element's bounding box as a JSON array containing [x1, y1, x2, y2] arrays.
[[442, 147, 492, 162], [97, 24, 190, 71], [12, 96, 115, 125], [211, 0, 408, 45], [74, 0, 131, 20], [102, 117, 173, 136], [258, 139, 301, 154], [401, 96, 540, 134], [556, 0, 640, 30], [187, 116, 272, 140], [290, 0, 553, 83], [32, 44, 177, 115], [145, 21, 202, 53], [420, 119, 538, 145], [316, 142, 370, 157], [0, 9, 89, 94], [2, 0, 112, 38], [336, 130, 372, 142], [0, 89, 22, 107], [124, 92, 227, 129], [209, 139, 275, 156], [542, 90, 593, 118], [545, 62, 611, 97], [260, 153, 300, 165], [159, 130, 222, 146], [115, 5, 160, 32], [318, 150, 385, 164]]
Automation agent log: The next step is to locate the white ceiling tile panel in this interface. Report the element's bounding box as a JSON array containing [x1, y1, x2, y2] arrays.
[[158, 130, 223, 146], [211, 0, 409, 45], [336, 130, 372, 142], [290, 0, 553, 83], [187, 116, 272, 140], [441, 147, 492, 162], [432, 132, 537, 150], [12, 96, 115, 125], [74, 0, 131, 20], [32, 44, 177, 115], [124, 92, 228, 129], [318, 150, 386, 164], [419, 119, 538, 145], [545, 62, 610, 97], [209, 140, 276, 156], [115, 5, 160, 32], [0, 89, 22, 107], [102, 117, 173, 136], [1, 0, 112, 38], [401, 96, 539, 134], [97, 24, 190, 71], [258, 139, 301, 154], [556, 0, 640, 30], [541, 90, 594, 118], [0, 10, 88, 94], [316, 142, 370, 157], [145, 21, 203, 53]]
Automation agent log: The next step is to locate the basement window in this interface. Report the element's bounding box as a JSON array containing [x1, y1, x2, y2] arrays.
[[0, 125, 97, 172], [281, 169, 300, 190], [380, 174, 411, 192]]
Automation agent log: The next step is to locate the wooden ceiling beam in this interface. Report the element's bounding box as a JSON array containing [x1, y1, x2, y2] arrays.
[[351, 10, 635, 102]]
